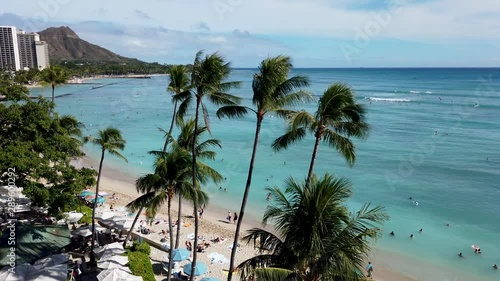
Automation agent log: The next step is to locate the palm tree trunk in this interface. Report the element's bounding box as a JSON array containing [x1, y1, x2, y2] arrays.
[[163, 100, 178, 153], [189, 97, 201, 281], [90, 148, 105, 265], [167, 194, 175, 281], [307, 128, 322, 187], [51, 83, 55, 103], [227, 115, 263, 281], [175, 195, 182, 249], [123, 205, 143, 248]]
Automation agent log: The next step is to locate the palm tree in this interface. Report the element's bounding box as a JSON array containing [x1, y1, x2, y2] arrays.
[[238, 173, 388, 281], [176, 50, 241, 280], [168, 119, 223, 249], [272, 83, 369, 186], [127, 147, 192, 281], [162, 65, 191, 152], [157, 119, 222, 248], [41, 66, 68, 103], [216, 55, 311, 280], [84, 127, 127, 265]]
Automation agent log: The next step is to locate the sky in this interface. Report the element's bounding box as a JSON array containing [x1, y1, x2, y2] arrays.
[[1, 0, 499, 67]]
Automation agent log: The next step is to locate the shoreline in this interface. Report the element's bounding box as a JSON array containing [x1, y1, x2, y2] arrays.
[[73, 155, 417, 281]]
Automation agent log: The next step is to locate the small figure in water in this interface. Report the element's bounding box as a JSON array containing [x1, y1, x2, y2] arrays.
[[409, 197, 412, 200], [410, 234, 414, 239], [390, 231, 395, 236], [493, 264, 498, 270], [419, 228, 423, 233], [458, 252, 464, 258]]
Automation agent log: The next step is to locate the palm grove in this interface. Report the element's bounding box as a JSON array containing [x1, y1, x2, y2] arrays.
[[0, 52, 387, 281]]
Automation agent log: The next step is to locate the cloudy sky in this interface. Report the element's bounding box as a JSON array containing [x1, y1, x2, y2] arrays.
[[1, 0, 499, 67]]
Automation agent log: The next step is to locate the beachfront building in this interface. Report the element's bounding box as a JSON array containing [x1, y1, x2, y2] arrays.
[[35, 40, 50, 70], [0, 26, 21, 71], [0, 26, 50, 71], [17, 30, 38, 69], [17, 30, 50, 70]]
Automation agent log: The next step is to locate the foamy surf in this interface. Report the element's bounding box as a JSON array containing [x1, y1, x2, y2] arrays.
[[366, 97, 411, 102]]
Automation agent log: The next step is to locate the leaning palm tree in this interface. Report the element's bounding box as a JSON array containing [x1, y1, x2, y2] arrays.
[[41, 65, 68, 103], [216, 55, 311, 280], [127, 147, 192, 281], [176, 51, 241, 280], [162, 65, 191, 152], [238, 173, 388, 281], [273, 83, 369, 186], [84, 127, 127, 265]]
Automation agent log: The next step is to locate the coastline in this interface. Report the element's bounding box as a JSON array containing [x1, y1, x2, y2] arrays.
[[73, 155, 417, 281]]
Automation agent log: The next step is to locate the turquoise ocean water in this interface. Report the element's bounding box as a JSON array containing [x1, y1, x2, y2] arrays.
[[31, 68, 500, 280]]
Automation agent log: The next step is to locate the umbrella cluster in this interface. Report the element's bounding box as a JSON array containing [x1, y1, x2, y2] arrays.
[[0, 254, 69, 281], [79, 190, 107, 204]]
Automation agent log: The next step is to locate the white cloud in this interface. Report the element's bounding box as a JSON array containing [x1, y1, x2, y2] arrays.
[[4, 0, 500, 42]]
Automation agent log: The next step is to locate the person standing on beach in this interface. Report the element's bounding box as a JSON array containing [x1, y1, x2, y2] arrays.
[[227, 211, 232, 222], [233, 212, 238, 224], [366, 262, 373, 279]]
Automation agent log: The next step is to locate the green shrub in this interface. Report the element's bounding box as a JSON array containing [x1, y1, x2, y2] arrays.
[[128, 251, 155, 281], [132, 241, 151, 255], [77, 205, 93, 224]]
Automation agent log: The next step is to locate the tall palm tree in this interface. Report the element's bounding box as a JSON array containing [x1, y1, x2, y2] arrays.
[[127, 147, 192, 281], [176, 50, 241, 280], [168, 119, 223, 249], [41, 66, 68, 103], [162, 65, 191, 152], [238, 173, 388, 281], [84, 127, 127, 265], [272, 83, 369, 186], [216, 55, 311, 280]]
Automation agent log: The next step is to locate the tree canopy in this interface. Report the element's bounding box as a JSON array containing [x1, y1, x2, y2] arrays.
[[0, 74, 96, 215]]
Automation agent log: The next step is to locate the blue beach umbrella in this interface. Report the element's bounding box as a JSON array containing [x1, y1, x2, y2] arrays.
[[200, 277, 221, 281], [80, 190, 94, 197], [183, 262, 208, 276], [171, 248, 190, 262], [90, 197, 105, 204]]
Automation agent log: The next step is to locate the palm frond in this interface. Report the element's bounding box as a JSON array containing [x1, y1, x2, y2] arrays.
[[216, 105, 253, 119], [271, 127, 306, 152]]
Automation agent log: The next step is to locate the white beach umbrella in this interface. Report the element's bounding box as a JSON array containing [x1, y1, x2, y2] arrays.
[[63, 212, 84, 224], [98, 255, 129, 269], [98, 191, 109, 196], [33, 254, 68, 270], [95, 242, 126, 260], [71, 226, 93, 237], [0, 263, 34, 281], [97, 268, 142, 281], [26, 264, 68, 281]]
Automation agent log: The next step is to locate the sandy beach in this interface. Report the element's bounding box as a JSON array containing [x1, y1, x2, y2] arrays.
[[74, 156, 417, 281]]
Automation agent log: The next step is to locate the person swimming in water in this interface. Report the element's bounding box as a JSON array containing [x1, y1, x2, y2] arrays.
[[458, 252, 464, 258], [410, 234, 414, 239], [419, 228, 423, 233], [390, 231, 395, 236], [494, 264, 498, 270]]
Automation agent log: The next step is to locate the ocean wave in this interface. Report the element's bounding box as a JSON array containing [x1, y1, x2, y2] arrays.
[[426, 91, 432, 94], [410, 90, 420, 94], [366, 97, 411, 102]]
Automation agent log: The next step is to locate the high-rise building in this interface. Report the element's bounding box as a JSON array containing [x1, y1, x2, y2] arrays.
[[17, 30, 38, 70], [35, 41, 49, 70], [0, 26, 21, 71]]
